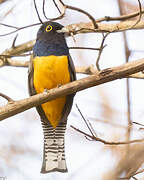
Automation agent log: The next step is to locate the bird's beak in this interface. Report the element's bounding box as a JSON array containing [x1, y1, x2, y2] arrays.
[[56, 27, 69, 33]]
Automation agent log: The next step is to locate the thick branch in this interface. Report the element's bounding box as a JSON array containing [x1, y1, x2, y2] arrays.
[[65, 20, 144, 34], [76, 66, 144, 79], [0, 58, 144, 120], [3, 40, 34, 55], [0, 40, 34, 66]]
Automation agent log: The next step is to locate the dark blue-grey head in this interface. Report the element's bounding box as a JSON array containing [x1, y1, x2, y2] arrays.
[[33, 21, 69, 56]]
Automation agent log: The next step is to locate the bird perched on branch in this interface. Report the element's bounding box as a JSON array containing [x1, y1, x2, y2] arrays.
[[28, 21, 76, 173]]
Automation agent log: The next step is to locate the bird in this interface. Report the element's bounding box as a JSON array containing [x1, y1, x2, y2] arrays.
[[28, 21, 76, 173]]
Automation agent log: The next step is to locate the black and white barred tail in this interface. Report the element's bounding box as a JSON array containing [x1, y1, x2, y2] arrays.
[[41, 121, 68, 173]]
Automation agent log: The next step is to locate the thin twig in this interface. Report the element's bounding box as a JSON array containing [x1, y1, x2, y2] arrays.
[[130, 0, 142, 28], [133, 121, 144, 127], [76, 104, 95, 137], [59, 0, 98, 29], [69, 46, 106, 51], [33, 0, 43, 23], [70, 125, 144, 145], [50, 6, 66, 21], [96, 33, 109, 70], [133, 168, 144, 176], [42, 0, 66, 21], [137, 0, 142, 23], [42, 0, 48, 20], [12, 34, 18, 48], [52, 0, 62, 14], [0, 93, 14, 102], [96, 8, 144, 23], [87, 119, 97, 137], [0, 22, 41, 37], [132, 177, 138, 180], [0, 23, 19, 29], [120, 168, 144, 179], [70, 32, 76, 42]]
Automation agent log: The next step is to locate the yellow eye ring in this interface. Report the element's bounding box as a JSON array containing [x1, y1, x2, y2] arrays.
[[45, 25, 52, 32]]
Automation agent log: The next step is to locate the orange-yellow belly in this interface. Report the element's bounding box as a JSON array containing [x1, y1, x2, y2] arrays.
[[33, 55, 70, 128]]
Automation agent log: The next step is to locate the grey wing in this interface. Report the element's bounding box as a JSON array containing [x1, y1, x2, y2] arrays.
[[28, 55, 36, 96], [60, 55, 76, 123], [28, 55, 50, 124], [68, 55, 76, 82]]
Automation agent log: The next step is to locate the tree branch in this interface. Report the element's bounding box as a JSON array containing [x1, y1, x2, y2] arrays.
[[70, 125, 144, 145], [1, 58, 144, 120], [0, 92, 14, 102], [0, 40, 34, 67], [64, 20, 144, 35], [96, 8, 144, 22]]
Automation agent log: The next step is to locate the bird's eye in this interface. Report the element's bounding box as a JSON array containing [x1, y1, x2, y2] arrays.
[[45, 25, 52, 32]]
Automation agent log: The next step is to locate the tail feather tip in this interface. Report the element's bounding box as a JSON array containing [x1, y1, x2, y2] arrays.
[[40, 160, 68, 173]]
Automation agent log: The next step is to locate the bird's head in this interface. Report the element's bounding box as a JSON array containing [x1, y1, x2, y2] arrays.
[[36, 21, 67, 41]]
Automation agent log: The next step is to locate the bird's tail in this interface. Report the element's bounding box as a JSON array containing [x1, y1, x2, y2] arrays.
[[40, 121, 68, 173]]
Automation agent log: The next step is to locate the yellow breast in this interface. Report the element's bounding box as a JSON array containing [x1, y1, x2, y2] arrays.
[[33, 55, 70, 128]]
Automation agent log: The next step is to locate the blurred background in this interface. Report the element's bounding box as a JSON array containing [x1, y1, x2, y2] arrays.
[[0, 0, 144, 179]]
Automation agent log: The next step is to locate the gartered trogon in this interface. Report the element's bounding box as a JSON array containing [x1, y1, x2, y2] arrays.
[[28, 21, 76, 173]]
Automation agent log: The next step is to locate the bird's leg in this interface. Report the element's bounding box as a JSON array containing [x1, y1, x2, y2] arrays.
[[57, 84, 62, 88], [43, 84, 62, 93], [44, 88, 49, 93]]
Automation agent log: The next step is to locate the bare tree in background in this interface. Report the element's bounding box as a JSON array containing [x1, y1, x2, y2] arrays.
[[0, 0, 144, 179]]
